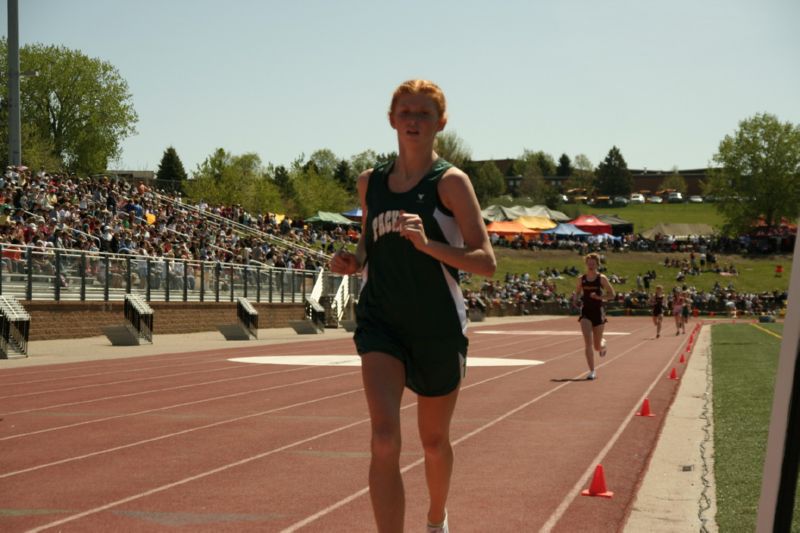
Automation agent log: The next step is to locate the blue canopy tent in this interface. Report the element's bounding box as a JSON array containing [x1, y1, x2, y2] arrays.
[[341, 207, 363, 221], [542, 223, 591, 237]]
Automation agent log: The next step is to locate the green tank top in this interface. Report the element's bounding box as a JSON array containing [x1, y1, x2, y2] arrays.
[[356, 158, 467, 340]]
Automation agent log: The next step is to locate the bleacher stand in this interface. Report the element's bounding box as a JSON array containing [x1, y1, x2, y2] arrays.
[[0, 167, 359, 340]]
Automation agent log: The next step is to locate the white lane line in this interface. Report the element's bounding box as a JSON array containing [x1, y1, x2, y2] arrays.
[[5, 332, 571, 438], [0, 370, 355, 442], [26, 323, 651, 531], [281, 326, 653, 532], [0, 358, 223, 391], [1, 381, 362, 480], [476, 330, 630, 336], [539, 335, 692, 532], [229, 356, 545, 367], [0, 362, 272, 400], [25, 364, 537, 533], [0, 364, 316, 417]]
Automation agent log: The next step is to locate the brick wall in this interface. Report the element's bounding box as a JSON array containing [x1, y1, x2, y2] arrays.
[[22, 301, 306, 341]]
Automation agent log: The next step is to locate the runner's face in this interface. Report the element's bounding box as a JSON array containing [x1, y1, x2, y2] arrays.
[[585, 258, 598, 271], [389, 93, 445, 143]]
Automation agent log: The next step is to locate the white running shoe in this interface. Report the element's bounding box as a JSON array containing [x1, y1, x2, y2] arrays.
[[600, 339, 607, 358], [587, 370, 597, 380], [427, 511, 448, 533]]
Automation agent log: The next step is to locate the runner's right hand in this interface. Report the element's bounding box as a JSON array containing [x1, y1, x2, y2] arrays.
[[330, 250, 360, 275]]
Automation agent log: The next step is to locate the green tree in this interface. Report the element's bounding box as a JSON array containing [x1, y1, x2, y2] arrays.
[[349, 149, 379, 175], [594, 146, 633, 196], [186, 149, 282, 213], [156, 146, 188, 192], [333, 159, 354, 193], [435, 130, 471, 168], [307, 148, 339, 179], [0, 39, 138, 174], [564, 153, 595, 192], [469, 161, 506, 205], [517, 175, 547, 203], [292, 167, 351, 218], [573, 154, 594, 180], [556, 153, 573, 177], [20, 128, 61, 172], [272, 164, 295, 201], [194, 148, 228, 182], [661, 166, 687, 195], [516, 150, 556, 178], [710, 113, 800, 232]]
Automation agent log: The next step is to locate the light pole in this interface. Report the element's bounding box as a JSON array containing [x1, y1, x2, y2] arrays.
[[7, 0, 21, 166]]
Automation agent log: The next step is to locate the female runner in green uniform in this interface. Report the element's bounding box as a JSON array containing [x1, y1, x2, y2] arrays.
[[330, 80, 495, 533]]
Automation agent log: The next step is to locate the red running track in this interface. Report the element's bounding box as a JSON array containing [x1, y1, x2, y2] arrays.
[[0, 316, 696, 532]]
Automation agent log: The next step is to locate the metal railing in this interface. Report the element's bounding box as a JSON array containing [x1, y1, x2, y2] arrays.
[[0, 243, 347, 306], [151, 192, 332, 262]]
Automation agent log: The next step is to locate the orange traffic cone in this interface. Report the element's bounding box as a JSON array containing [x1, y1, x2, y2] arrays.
[[679, 353, 686, 364], [581, 464, 614, 498], [669, 367, 679, 380], [637, 398, 655, 417]]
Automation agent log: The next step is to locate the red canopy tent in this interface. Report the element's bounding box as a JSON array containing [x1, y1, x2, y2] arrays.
[[569, 215, 612, 235]]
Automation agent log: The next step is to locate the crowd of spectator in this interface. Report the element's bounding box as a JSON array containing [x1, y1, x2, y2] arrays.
[[0, 165, 791, 317], [489, 226, 795, 256], [463, 247, 788, 319], [618, 284, 787, 317], [463, 271, 572, 314], [0, 166, 363, 282]]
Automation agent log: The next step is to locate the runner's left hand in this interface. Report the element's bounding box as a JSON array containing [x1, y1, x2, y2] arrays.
[[398, 212, 428, 250]]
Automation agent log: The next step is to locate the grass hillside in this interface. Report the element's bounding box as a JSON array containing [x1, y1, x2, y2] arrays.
[[557, 202, 725, 233], [464, 248, 792, 296], [467, 201, 790, 295]]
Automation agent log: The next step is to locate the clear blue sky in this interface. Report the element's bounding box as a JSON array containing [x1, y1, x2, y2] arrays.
[[3, 0, 799, 173]]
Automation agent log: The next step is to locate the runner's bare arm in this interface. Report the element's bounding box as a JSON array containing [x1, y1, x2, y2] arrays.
[[399, 168, 495, 277], [329, 170, 370, 275], [600, 275, 616, 301]]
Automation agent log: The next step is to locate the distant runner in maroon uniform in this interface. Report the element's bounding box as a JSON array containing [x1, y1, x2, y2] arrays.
[[573, 253, 616, 380], [650, 285, 665, 338]]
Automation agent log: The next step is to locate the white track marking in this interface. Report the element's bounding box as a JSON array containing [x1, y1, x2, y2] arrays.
[[228, 356, 545, 367], [475, 330, 630, 336], [539, 335, 693, 531], [0, 371, 356, 442], [281, 326, 654, 531], [24, 322, 652, 531]]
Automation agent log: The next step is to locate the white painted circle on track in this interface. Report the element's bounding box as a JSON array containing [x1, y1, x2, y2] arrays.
[[474, 330, 630, 336], [228, 355, 544, 367]]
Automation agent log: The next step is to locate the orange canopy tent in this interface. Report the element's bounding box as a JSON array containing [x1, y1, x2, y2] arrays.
[[515, 215, 557, 231], [485, 220, 539, 241]]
